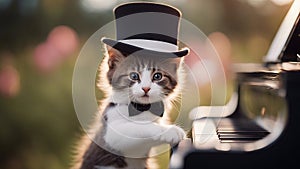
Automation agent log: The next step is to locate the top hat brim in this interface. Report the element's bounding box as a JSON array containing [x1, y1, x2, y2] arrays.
[[102, 38, 189, 57]]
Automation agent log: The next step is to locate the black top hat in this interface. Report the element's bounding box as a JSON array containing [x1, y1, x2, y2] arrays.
[[101, 2, 189, 57]]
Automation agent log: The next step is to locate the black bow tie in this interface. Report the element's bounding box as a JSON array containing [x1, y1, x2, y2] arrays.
[[128, 101, 164, 117]]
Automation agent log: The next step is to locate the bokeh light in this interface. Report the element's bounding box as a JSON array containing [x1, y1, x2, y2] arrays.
[[0, 54, 20, 97], [47, 26, 79, 57], [207, 32, 232, 75], [80, 0, 118, 12], [0, 0, 12, 11], [33, 42, 62, 73], [271, 0, 293, 6], [33, 25, 79, 73], [245, 0, 293, 7]]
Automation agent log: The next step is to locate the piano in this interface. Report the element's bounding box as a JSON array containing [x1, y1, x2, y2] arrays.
[[170, 1, 300, 168]]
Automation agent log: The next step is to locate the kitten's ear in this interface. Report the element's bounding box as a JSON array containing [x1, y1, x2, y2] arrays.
[[105, 45, 128, 84], [105, 45, 127, 69]]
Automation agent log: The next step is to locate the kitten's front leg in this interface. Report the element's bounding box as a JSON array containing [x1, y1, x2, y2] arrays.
[[155, 125, 186, 146], [104, 121, 186, 156]]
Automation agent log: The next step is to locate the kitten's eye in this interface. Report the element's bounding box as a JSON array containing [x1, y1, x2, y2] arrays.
[[153, 72, 163, 81], [129, 72, 140, 81]]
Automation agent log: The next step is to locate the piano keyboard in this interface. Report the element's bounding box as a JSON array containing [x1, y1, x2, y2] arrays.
[[216, 118, 270, 143]]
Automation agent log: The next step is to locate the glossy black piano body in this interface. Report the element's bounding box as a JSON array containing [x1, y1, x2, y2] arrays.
[[171, 71, 299, 169], [171, 1, 300, 168]]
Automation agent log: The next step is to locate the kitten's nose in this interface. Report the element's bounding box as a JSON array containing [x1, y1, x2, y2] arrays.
[[142, 87, 151, 93]]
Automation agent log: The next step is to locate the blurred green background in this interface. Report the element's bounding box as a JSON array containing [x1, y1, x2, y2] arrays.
[[0, 0, 293, 169]]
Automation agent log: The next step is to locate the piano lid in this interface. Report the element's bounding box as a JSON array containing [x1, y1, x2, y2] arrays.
[[264, 0, 300, 63]]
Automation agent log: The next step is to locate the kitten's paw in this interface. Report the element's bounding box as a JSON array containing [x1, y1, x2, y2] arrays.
[[159, 125, 186, 146]]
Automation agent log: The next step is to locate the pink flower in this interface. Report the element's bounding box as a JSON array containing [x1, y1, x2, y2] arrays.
[[33, 42, 61, 73], [33, 25, 79, 73], [0, 65, 20, 97], [47, 25, 79, 57]]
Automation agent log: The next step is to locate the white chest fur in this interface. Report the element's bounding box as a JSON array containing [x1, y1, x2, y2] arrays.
[[103, 104, 186, 159]]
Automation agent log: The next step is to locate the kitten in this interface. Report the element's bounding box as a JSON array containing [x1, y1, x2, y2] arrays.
[[71, 45, 186, 169]]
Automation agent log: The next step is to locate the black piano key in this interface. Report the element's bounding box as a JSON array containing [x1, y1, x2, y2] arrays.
[[217, 129, 267, 132], [217, 133, 269, 138], [218, 135, 267, 140], [217, 129, 269, 135], [218, 133, 268, 138], [216, 118, 270, 143]]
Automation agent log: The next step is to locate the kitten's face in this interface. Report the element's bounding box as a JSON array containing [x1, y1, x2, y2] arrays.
[[106, 48, 181, 104]]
